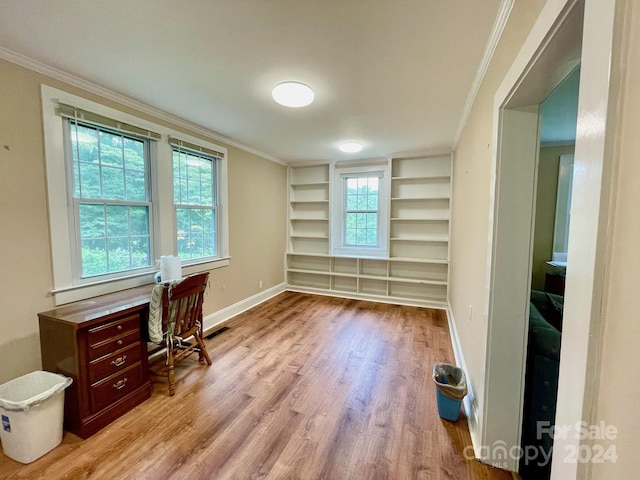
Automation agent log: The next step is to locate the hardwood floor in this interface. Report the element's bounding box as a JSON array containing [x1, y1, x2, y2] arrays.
[[1, 292, 512, 480]]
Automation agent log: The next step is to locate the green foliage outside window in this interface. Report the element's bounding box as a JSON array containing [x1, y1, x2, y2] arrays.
[[345, 176, 379, 246], [70, 122, 151, 277], [173, 150, 217, 260]]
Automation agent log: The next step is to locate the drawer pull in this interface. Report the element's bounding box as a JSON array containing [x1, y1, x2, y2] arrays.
[[116, 339, 123, 346], [113, 378, 128, 390], [111, 355, 127, 367], [116, 325, 123, 331]]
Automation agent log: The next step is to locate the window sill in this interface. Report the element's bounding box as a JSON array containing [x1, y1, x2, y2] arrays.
[[52, 256, 230, 306]]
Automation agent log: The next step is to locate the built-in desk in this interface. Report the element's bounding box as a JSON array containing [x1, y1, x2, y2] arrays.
[[38, 285, 154, 438]]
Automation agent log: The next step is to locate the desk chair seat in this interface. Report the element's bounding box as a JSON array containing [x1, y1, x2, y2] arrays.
[[151, 272, 211, 396]]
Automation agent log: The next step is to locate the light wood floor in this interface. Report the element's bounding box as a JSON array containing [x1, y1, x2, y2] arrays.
[[1, 292, 511, 480]]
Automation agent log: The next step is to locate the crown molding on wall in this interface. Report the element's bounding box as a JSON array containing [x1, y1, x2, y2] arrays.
[[452, 0, 516, 150], [0, 46, 287, 166]]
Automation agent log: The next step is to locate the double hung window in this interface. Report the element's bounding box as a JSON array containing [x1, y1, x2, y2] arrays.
[[172, 145, 219, 261], [42, 86, 228, 305], [67, 120, 153, 278], [331, 164, 389, 257]]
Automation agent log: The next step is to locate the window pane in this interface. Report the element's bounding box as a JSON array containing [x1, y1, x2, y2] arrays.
[[79, 163, 101, 198], [366, 213, 377, 229], [346, 178, 358, 194], [368, 177, 379, 192], [346, 229, 357, 245], [108, 237, 131, 271], [346, 213, 357, 229], [131, 237, 150, 268], [366, 229, 377, 246], [357, 195, 368, 210], [129, 206, 149, 236], [106, 205, 128, 237], [102, 166, 125, 200], [76, 125, 99, 164], [99, 131, 123, 167], [356, 229, 367, 245], [367, 194, 378, 210], [356, 213, 367, 229], [176, 207, 216, 260], [347, 195, 358, 210], [125, 170, 146, 201], [123, 138, 144, 171], [81, 238, 106, 277], [79, 204, 105, 239], [357, 177, 368, 193]]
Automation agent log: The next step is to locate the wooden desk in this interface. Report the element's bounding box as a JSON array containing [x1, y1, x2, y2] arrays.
[[38, 285, 154, 438]]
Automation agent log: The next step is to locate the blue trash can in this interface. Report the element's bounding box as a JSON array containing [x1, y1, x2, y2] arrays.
[[433, 363, 467, 421]]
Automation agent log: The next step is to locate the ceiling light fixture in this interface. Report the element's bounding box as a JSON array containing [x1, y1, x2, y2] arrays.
[[338, 142, 363, 153], [272, 81, 315, 108]]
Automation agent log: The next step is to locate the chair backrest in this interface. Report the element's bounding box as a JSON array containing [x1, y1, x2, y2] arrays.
[[161, 272, 209, 336]]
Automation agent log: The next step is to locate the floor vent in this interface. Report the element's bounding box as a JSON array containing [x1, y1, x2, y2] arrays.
[[205, 326, 230, 340]]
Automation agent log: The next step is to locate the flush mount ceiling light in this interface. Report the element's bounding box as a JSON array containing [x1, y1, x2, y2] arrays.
[[272, 81, 315, 108], [338, 142, 364, 153]]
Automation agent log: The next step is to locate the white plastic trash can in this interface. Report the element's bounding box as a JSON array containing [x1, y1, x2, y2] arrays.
[[0, 371, 72, 463]]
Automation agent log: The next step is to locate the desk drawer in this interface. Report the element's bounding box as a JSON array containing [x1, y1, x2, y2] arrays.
[[88, 314, 140, 346], [87, 329, 140, 361], [88, 343, 142, 384], [90, 363, 143, 413]]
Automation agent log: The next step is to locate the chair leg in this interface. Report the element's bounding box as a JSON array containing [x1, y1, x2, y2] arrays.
[[195, 334, 212, 365], [167, 348, 176, 396]]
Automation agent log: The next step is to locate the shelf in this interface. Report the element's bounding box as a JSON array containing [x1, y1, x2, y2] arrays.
[[390, 237, 449, 243], [287, 156, 451, 306], [390, 217, 448, 222], [388, 257, 448, 264], [391, 175, 450, 181], [290, 181, 330, 187], [391, 196, 450, 201]]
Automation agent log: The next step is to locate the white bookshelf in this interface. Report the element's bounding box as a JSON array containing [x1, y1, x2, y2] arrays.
[[286, 154, 451, 308]]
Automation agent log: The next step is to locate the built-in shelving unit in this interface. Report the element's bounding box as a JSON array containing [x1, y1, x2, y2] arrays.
[[286, 154, 451, 308]]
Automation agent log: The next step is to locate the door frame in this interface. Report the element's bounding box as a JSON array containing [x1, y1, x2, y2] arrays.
[[482, 0, 620, 477]]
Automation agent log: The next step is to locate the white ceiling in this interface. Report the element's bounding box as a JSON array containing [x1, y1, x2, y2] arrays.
[[0, 0, 503, 164]]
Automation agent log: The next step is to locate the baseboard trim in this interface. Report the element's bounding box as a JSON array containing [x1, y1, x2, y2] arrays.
[[286, 286, 447, 310], [202, 283, 286, 334], [446, 302, 483, 461]]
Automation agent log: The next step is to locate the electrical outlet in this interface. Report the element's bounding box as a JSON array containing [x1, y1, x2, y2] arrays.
[[259, 280, 263, 289], [468, 304, 473, 321]]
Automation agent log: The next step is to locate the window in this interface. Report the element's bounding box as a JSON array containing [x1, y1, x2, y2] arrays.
[[331, 164, 389, 257], [67, 121, 152, 278], [344, 176, 379, 246], [172, 148, 218, 261], [42, 86, 229, 305]]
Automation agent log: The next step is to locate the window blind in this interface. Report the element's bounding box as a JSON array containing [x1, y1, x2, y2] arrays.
[[57, 103, 161, 140], [169, 136, 225, 159]]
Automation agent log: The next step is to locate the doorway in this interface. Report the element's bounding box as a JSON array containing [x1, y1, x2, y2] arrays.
[[480, 0, 619, 478]]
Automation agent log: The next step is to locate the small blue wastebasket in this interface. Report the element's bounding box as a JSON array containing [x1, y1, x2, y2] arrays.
[[433, 363, 467, 422], [436, 384, 463, 421]]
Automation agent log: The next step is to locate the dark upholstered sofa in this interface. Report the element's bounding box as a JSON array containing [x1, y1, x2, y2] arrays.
[[519, 290, 563, 479]]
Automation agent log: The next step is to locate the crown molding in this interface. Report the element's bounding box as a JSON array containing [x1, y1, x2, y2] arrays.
[[452, 0, 515, 150], [0, 46, 287, 166]]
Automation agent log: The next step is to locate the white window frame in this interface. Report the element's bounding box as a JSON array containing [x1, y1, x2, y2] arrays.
[[42, 85, 229, 305], [171, 146, 220, 263], [331, 163, 389, 258]]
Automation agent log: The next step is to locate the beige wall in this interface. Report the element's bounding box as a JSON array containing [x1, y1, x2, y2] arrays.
[[0, 58, 286, 384], [591, 0, 640, 477], [531, 144, 574, 291], [448, 0, 546, 433]]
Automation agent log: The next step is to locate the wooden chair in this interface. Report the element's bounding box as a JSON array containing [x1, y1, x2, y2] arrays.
[[158, 272, 211, 396]]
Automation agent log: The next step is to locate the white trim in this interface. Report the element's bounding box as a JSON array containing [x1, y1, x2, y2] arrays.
[[42, 85, 231, 305], [286, 286, 447, 310], [452, 0, 516, 150], [446, 304, 482, 459], [0, 46, 285, 166], [330, 163, 390, 258], [202, 282, 287, 334]]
